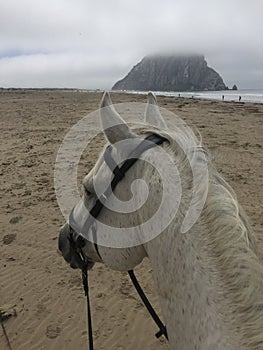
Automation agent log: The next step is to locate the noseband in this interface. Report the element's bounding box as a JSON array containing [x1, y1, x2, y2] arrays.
[[68, 133, 168, 348]]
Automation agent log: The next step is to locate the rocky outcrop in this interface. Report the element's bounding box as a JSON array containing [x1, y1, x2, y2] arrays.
[[112, 55, 227, 91]]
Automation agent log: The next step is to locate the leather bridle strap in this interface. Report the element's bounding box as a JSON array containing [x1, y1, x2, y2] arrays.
[[69, 133, 167, 252], [81, 262, 94, 350], [128, 270, 168, 339], [90, 133, 167, 259]]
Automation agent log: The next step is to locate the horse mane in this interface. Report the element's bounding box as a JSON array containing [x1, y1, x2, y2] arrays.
[[133, 123, 263, 348], [203, 170, 263, 349]]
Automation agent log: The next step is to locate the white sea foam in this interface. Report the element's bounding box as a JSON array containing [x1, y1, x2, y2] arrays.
[[113, 89, 263, 104]]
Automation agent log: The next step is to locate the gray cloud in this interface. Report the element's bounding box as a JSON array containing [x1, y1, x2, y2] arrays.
[[0, 0, 262, 89]]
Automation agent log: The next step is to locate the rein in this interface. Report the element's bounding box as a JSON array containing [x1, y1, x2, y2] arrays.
[[69, 134, 168, 349]]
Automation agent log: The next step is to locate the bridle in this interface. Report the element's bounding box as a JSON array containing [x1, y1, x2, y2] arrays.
[[68, 133, 169, 349]]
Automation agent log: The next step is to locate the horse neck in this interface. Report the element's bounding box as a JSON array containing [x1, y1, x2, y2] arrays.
[[143, 173, 263, 350], [144, 221, 240, 350]]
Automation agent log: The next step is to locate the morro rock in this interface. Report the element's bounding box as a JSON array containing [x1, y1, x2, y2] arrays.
[[112, 55, 227, 91]]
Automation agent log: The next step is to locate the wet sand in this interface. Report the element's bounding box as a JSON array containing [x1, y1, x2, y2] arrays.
[[0, 90, 262, 350]]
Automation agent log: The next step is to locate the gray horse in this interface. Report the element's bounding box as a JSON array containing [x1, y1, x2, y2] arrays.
[[59, 92, 263, 350]]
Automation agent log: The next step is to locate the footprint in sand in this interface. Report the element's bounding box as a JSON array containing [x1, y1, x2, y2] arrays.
[[46, 324, 61, 339], [3, 233, 17, 244]]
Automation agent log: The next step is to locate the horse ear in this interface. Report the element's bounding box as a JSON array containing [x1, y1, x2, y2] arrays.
[[144, 92, 167, 129], [100, 91, 133, 144]]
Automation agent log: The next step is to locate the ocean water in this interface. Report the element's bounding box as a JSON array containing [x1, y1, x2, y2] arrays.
[[124, 89, 263, 104]]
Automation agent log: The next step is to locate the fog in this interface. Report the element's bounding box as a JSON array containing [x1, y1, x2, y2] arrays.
[[0, 0, 262, 89]]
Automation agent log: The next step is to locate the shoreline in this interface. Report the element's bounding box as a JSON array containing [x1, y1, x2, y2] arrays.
[[1, 88, 263, 105], [111, 89, 263, 105]]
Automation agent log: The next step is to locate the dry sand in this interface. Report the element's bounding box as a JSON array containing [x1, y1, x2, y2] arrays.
[[0, 90, 262, 350]]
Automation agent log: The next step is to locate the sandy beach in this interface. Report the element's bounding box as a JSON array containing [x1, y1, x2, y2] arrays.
[[0, 90, 263, 350]]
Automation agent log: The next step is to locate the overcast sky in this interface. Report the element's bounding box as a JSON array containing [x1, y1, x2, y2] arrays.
[[0, 0, 262, 89]]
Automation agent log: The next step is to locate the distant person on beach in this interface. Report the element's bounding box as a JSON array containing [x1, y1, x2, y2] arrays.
[[239, 96, 242, 102], [222, 95, 224, 101], [178, 93, 181, 97]]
